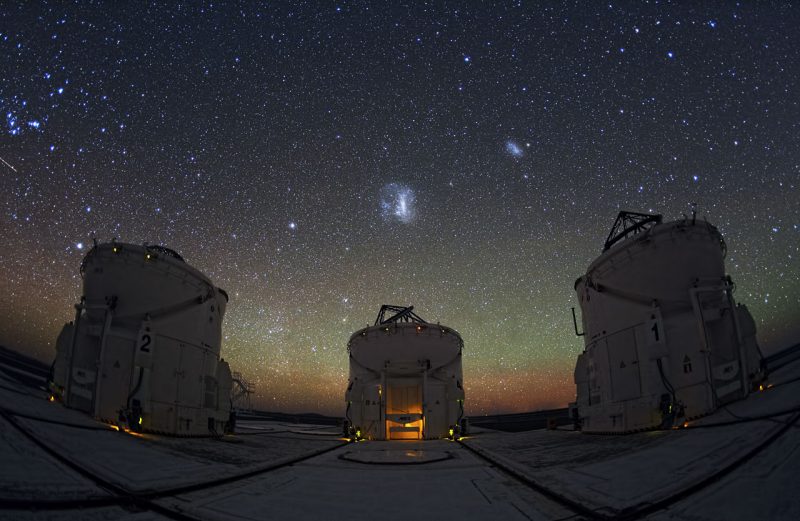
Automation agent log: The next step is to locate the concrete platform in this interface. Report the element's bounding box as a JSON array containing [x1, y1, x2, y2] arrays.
[[1, 352, 799, 520]]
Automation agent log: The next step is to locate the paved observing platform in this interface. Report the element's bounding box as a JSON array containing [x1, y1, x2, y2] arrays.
[[1, 348, 799, 520]]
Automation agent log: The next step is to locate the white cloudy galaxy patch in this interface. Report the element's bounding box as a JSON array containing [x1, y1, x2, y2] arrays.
[[505, 140, 524, 158], [380, 183, 416, 224]]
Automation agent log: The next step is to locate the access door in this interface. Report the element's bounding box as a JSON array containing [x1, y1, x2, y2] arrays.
[[693, 287, 745, 403], [386, 381, 423, 440]]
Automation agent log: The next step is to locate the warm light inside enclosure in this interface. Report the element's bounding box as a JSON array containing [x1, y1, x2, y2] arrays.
[[386, 383, 423, 440], [387, 385, 422, 414], [346, 307, 465, 440], [386, 419, 424, 440]]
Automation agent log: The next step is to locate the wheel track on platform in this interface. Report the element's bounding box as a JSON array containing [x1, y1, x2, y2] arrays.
[[459, 409, 800, 521], [0, 409, 351, 520], [3, 349, 799, 520], [3, 400, 798, 521]]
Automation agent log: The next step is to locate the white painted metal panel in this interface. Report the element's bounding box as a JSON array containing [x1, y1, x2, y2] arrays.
[[346, 317, 464, 440]]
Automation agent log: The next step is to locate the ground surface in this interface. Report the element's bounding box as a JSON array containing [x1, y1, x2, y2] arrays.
[[1, 351, 799, 521]]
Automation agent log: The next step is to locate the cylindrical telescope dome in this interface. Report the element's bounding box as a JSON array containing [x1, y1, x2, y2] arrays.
[[575, 217, 726, 341], [51, 242, 233, 436], [571, 212, 763, 433], [345, 305, 465, 440], [80, 243, 228, 354]]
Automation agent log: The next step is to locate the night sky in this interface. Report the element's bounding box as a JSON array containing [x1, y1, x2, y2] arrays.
[[2, 2, 798, 416]]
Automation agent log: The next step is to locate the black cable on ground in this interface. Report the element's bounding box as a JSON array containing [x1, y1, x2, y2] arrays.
[[458, 439, 611, 521], [0, 410, 202, 521], [684, 403, 800, 429], [0, 407, 350, 516], [766, 373, 800, 390], [0, 406, 118, 432], [613, 411, 800, 521], [460, 409, 800, 521], [142, 439, 351, 500], [0, 379, 47, 398]]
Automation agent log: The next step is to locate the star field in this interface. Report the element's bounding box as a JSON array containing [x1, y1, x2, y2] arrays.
[[1, 2, 798, 415]]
